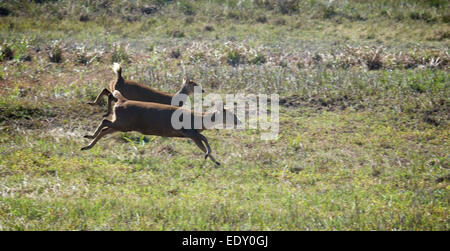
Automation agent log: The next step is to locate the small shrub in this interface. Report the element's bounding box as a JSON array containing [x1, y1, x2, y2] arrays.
[[170, 48, 181, 59], [421, 12, 436, 22], [19, 54, 32, 62], [111, 43, 130, 64], [409, 11, 421, 20], [313, 54, 322, 64], [249, 53, 266, 65], [0, 7, 11, 16], [179, 1, 195, 16], [428, 0, 446, 7], [256, 15, 267, 23], [394, 13, 404, 21], [409, 11, 436, 22], [204, 25, 214, 32], [323, 6, 337, 19], [226, 49, 243, 66], [278, 0, 299, 14], [365, 49, 383, 70], [141, 5, 158, 15], [147, 44, 155, 53], [12, 39, 31, 61], [0, 43, 14, 61], [367, 58, 383, 70], [75, 47, 91, 65], [409, 82, 426, 93], [48, 41, 63, 63], [191, 52, 205, 62], [79, 14, 89, 22]]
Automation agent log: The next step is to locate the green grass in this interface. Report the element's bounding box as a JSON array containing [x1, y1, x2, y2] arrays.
[[0, 0, 448, 230]]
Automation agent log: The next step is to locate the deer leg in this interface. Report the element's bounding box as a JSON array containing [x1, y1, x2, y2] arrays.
[[103, 93, 115, 117], [180, 130, 220, 166], [196, 133, 221, 166], [88, 88, 111, 106], [192, 136, 207, 153], [84, 119, 114, 139], [81, 127, 117, 150]]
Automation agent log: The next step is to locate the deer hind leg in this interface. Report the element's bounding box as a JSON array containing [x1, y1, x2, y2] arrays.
[[196, 133, 221, 166], [103, 92, 116, 117], [87, 88, 116, 117], [84, 119, 114, 139], [88, 88, 111, 106], [81, 127, 117, 150], [180, 130, 221, 166]]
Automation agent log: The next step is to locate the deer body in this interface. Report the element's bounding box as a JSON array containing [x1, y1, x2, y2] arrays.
[[89, 63, 202, 117], [112, 79, 172, 105], [82, 91, 240, 165], [112, 100, 188, 137]]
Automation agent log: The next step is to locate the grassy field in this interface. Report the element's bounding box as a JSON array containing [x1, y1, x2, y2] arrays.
[[0, 0, 449, 230]]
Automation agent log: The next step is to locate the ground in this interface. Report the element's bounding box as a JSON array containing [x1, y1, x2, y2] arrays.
[[0, 0, 448, 230]]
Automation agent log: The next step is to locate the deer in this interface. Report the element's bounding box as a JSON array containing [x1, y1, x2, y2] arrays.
[[81, 90, 241, 166], [88, 63, 204, 117]]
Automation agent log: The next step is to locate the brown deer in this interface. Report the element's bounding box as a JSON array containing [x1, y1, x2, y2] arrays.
[[88, 63, 203, 117], [82, 90, 241, 166]]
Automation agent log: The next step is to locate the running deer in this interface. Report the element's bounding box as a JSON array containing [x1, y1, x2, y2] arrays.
[[88, 63, 204, 117], [82, 90, 241, 165]]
